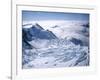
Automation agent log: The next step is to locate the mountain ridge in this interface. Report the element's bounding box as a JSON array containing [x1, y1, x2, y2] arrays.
[[22, 23, 57, 49]]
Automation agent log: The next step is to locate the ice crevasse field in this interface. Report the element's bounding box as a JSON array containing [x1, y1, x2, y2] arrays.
[[22, 20, 89, 69]]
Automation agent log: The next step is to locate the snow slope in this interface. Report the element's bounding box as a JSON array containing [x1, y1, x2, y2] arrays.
[[22, 20, 89, 69]]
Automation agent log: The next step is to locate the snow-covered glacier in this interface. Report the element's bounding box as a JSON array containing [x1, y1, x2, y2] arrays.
[[22, 20, 89, 69]]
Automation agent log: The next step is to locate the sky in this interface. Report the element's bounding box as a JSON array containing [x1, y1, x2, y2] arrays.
[[22, 10, 89, 21]]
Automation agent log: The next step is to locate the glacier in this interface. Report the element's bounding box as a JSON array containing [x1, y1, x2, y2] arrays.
[[22, 20, 89, 69]]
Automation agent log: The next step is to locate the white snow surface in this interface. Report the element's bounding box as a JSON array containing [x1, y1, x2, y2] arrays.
[[23, 40, 89, 69], [22, 20, 89, 69]]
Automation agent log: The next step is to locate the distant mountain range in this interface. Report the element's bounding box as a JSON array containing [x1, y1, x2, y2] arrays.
[[22, 23, 57, 49]]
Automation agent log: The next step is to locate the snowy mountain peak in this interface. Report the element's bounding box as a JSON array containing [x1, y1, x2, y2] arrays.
[[34, 23, 44, 30], [22, 23, 44, 29], [22, 23, 57, 41]]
